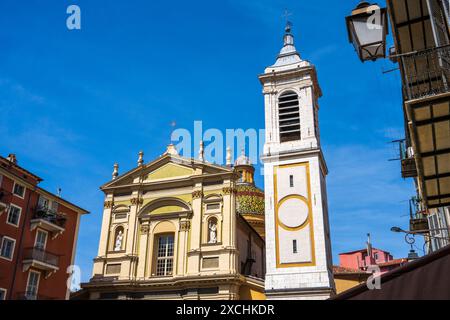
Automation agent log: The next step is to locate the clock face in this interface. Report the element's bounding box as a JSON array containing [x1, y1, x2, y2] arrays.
[[278, 197, 309, 229]]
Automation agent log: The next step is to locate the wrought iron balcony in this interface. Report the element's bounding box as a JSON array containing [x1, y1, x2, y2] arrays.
[[409, 197, 429, 233], [30, 206, 67, 237], [401, 45, 450, 101], [33, 206, 67, 228], [398, 140, 417, 178], [22, 247, 60, 276]]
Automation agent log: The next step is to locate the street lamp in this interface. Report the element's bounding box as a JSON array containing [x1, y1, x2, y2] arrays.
[[391, 226, 449, 238], [346, 1, 388, 62]]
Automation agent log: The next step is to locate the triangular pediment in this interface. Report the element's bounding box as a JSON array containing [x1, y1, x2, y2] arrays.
[[145, 162, 194, 182], [101, 154, 232, 190]]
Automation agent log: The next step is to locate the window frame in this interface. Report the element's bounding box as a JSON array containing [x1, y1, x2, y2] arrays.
[[38, 195, 50, 209], [25, 271, 41, 300], [12, 182, 25, 199], [289, 175, 294, 188], [154, 234, 175, 277], [0, 236, 16, 261], [0, 288, 6, 300], [278, 91, 301, 143], [35, 229, 48, 250], [6, 204, 22, 227]]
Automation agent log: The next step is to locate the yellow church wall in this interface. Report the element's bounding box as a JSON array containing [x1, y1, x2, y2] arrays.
[[146, 163, 194, 181], [142, 194, 192, 207], [239, 285, 266, 300], [151, 205, 187, 214], [203, 189, 224, 196], [334, 275, 368, 294]]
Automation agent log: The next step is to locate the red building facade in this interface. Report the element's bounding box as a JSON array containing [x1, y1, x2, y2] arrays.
[[0, 154, 88, 300], [339, 248, 407, 274]]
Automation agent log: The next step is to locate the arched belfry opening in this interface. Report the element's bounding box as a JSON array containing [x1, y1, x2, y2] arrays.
[[278, 91, 300, 142]]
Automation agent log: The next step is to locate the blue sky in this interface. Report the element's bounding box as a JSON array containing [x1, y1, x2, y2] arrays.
[[0, 0, 419, 283]]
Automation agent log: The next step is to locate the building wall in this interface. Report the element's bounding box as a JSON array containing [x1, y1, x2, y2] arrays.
[[0, 172, 38, 299], [264, 154, 334, 297], [339, 249, 394, 271], [11, 200, 80, 300], [0, 159, 86, 300], [236, 218, 265, 279], [334, 275, 368, 294]]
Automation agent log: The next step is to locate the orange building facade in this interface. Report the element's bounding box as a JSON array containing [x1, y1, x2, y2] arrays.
[[0, 154, 88, 300]]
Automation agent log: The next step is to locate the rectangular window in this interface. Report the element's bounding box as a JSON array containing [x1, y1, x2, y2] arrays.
[[0, 237, 16, 260], [38, 196, 49, 209], [0, 288, 6, 300], [13, 183, 25, 198], [26, 271, 40, 300], [293, 239, 298, 254], [289, 175, 294, 187], [105, 264, 121, 275], [206, 203, 220, 211], [7, 205, 21, 226], [155, 235, 174, 276], [35, 230, 48, 250], [0, 174, 3, 187], [50, 201, 59, 213]]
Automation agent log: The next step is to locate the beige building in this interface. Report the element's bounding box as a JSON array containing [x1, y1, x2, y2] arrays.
[[77, 145, 265, 300]]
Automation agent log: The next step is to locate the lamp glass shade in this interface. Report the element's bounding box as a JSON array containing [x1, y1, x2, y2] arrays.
[[346, 4, 388, 62]]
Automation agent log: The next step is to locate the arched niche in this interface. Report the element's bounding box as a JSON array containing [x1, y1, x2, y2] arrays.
[[110, 225, 126, 252]]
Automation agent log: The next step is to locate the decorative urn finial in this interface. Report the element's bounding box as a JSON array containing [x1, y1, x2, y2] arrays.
[[112, 163, 119, 180], [138, 150, 144, 166]]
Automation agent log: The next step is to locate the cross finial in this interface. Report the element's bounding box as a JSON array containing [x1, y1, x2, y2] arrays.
[[283, 9, 293, 33]]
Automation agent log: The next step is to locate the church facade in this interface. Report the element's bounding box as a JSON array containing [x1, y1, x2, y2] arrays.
[[78, 145, 266, 300], [76, 20, 335, 300]]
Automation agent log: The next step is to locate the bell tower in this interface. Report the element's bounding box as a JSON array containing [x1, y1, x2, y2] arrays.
[[260, 22, 335, 300]]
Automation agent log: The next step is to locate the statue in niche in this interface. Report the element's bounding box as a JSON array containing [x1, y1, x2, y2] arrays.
[[208, 220, 217, 244], [114, 230, 123, 251]]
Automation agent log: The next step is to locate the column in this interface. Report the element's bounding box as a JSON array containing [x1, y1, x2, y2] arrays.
[[187, 184, 203, 275], [136, 221, 150, 279]]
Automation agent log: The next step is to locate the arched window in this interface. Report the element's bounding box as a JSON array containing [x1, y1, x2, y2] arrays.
[[279, 91, 301, 142]]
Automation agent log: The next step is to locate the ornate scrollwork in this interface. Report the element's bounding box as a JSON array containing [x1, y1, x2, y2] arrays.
[[104, 200, 114, 209], [192, 190, 203, 199], [179, 220, 191, 231], [130, 197, 144, 206], [140, 224, 149, 234]]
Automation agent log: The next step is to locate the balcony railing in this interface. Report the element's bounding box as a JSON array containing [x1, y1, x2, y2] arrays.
[[398, 140, 417, 178], [33, 206, 67, 229], [409, 197, 429, 233], [401, 45, 450, 101], [23, 247, 59, 268]]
